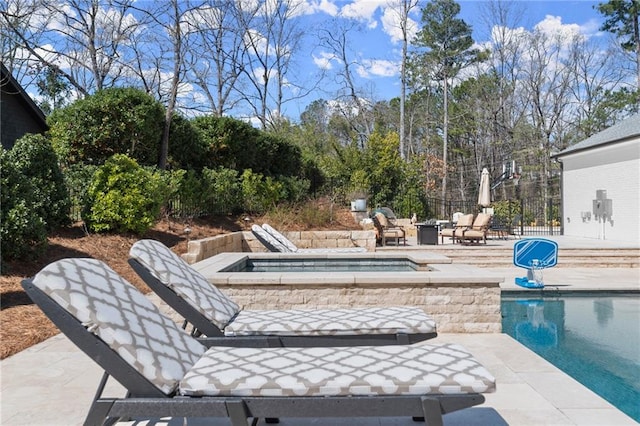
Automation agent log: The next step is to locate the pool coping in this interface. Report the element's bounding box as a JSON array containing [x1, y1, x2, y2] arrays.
[[190, 251, 506, 287]]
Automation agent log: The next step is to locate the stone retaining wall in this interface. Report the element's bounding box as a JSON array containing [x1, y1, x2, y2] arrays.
[[182, 230, 377, 263], [211, 282, 501, 333], [180, 230, 502, 333]]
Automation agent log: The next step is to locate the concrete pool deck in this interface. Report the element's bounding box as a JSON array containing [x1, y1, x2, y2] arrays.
[[1, 236, 638, 425]]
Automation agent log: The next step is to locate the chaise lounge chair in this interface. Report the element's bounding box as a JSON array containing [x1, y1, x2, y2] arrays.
[[129, 239, 437, 345], [263, 223, 368, 252], [440, 213, 474, 244], [23, 258, 496, 426]]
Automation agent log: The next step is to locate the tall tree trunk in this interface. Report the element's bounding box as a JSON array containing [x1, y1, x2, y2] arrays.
[[441, 76, 449, 217], [159, 0, 182, 170]]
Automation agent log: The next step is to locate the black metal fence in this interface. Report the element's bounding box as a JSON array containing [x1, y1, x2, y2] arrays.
[[69, 184, 562, 237], [416, 196, 562, 237], [67, 189, 240, 223]]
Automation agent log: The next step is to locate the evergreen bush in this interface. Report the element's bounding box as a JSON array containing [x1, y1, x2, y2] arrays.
[[48, 87, 164, 166], [0, 149, 47, 263], [83, 154, 165, 234], [8, 134, 71, 229]]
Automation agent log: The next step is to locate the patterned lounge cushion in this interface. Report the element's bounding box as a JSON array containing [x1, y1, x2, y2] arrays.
[[224, 306, 436, 337], [252, 224, 291, 252], [262, 223, 299, 252], [180, 343, 496, 397], [262, 223, 366, 253], [130, 240, 240, 329], [31, 258, 206, 395]]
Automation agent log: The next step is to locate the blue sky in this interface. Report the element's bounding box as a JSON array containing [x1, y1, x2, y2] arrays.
[[14, 0, 609, 121], [281, 0, 606, 118]]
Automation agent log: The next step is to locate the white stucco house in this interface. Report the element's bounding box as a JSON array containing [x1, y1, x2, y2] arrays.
[[552, 114, 640, 243]]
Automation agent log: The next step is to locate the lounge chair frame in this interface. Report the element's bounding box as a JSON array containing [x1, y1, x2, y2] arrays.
[[129, 257, 437, 346], [22, 276, 485, 426]]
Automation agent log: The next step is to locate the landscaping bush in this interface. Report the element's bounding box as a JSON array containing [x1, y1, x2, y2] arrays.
[[83, 154, 165, 234], [192, 115, 261, 171], [168, 114, 209, 170], [279, 175, 311, 203], [240, 169, 285, 213], [201, 167, 242, 214], [0, 149, 47, 263], [8, 134, 71, 230], [63, 163, 99, 221], [48, 87, 164, 166]]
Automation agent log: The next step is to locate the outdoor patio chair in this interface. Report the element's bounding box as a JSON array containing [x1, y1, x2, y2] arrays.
[[261, 223, 367, 253], [129, 239, 437, 345], [372, 212, 406, 246], [373, 207, 400, 226], [23, 257, 496, 426], [440, 213, 474, 244], [458, 213, 493, 245]]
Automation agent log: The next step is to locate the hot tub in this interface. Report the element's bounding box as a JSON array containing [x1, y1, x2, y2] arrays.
[[190, 251, 504, 333]]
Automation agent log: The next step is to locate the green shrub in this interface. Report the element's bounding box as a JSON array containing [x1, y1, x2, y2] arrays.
[[241, 169, 284, 213], [63, 164, 99, 221], [172, 169, 208, 217], [201, 167, 242, 214], [279, 176, 311, 203], [83, 154, 165, 234], [0, 149, 47, 263], [168, 114, 209, 170], [192, 116, 308, 181], [8, 134, 71, 229], [192, 115, 261, 171], [48, 87, 164, 166]]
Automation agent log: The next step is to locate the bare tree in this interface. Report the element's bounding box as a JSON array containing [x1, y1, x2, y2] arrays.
[[385, 0, 419, 161], [318, 19, 375, 147], [476, 0, 527, 198], [235, 0, 307, 129], [520, 27, 575, 217], [568, 35, 632, 136], [183, 1, 246, 116], [2, 0, 140, 96], [132, 0, 205, 169]]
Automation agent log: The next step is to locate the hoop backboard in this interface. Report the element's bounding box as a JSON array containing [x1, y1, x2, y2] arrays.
[[513, 238, 558, 269]]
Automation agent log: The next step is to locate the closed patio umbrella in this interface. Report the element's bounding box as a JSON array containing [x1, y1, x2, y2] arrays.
[[478, 168, 491, 207]]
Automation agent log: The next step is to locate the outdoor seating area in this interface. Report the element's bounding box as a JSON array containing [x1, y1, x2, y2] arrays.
[[5, 235, 640, 425], [439, 212, 493, 245]]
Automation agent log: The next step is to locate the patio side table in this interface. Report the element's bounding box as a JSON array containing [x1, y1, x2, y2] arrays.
[[416, 223, 438, 245]]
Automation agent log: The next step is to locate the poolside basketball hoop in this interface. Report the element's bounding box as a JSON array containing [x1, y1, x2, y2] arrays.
[[513, 238, 558, 289]]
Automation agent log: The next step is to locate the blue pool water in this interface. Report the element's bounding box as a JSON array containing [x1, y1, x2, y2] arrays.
[[502, 294, 640, 422], [223, 258, 425, 272]]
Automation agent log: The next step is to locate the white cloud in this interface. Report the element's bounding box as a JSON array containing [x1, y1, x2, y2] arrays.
[[313, 51, 338, 70], [579, 18, 603, 38], [356, 58, 398, 78], [244, 29, 270, 56], [380, 5, 418, 44], [340, 0, 386, 28], [535, 15, 583, 41], [295, 0, 339, 16]]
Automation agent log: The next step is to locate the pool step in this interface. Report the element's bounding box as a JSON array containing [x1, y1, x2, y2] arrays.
[[436, 248, 640, 268]]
